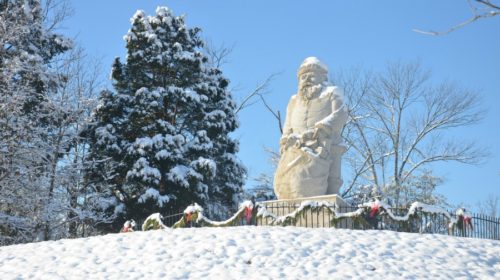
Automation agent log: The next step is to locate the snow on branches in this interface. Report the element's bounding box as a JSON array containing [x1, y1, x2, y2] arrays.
[[84, 5, 245, 226]]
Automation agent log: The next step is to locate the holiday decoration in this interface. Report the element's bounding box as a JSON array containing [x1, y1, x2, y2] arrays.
[[173, 201, 255, 228], [455, 208, 473, 232], [256, 199, 459, 231], [244, 206, 253, 224], [120, 220, 137, 233], [369, 201, 380, 218], [139, 199, 466, 233], [142, 214, 167, 231]]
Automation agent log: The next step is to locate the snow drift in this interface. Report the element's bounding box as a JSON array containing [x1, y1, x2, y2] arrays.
[[0, 227, 498, 279]]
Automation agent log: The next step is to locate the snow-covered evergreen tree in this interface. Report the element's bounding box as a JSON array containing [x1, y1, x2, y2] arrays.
[[0, 0, 72, 245], [84, 7, 245, 228]]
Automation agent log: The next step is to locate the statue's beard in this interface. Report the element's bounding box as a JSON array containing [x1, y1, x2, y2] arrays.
[[299, 84, 322, 100]]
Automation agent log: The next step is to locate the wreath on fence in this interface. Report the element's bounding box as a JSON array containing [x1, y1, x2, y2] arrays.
[[455, 208, 473, 231]]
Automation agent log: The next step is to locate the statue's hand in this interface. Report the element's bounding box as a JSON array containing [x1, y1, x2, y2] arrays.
[[287, 134, 300, 147], [280, 134, 300, 153], [301, 130, 315, 142], [279, 136, 288, 154], [315, 146, 329, 158], [279, 136, 288, 147], [312, 124, 334, 154], [313, 123, 329, 140]]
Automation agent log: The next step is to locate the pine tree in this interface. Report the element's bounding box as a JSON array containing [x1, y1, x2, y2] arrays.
[[84, 7, 245, 228], [0, 0, 72, 245]]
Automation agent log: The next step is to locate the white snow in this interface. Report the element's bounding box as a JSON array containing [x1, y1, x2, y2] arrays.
[[191, 157, 217, 177], [319, 85, 344, 100], [127, 157, 161, 182], [154, 149, 171, 160], [1, 227, 498, 279], [239, 200, 254, 209], [155, 6, 171, 17], [141, 213, 166, 231], [167, 165, 190, 188], [137, 188, 170, 207], [181, 88, 201, 102], [130, 10, 145, 23], [301, 56, 328, 72], [183, 203, 204, 215], [456, 208, 471, 217]]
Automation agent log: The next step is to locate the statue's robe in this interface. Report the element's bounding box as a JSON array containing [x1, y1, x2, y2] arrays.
[[274, 85, 347, 199]]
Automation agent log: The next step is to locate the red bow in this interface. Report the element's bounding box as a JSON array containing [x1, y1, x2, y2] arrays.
[[244, 207, 253, 224], [185, 212, 192, 223], [463, 216, 473, 229], [369, 203, 380, 218]]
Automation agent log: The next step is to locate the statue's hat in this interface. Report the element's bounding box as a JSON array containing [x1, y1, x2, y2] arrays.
[[297, 57, 328, 78]]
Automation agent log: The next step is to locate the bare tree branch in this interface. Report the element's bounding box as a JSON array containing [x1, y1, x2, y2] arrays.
[[413, 0, 500, 35], [234, 73, 280, 114], [42, 0, 74, 32], [204, 39, 235, 68], [259, 93, 283, 134], [203, 40, 284, 133]]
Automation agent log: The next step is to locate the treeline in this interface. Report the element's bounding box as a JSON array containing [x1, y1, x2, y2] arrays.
[[0, 0, 245, 245]]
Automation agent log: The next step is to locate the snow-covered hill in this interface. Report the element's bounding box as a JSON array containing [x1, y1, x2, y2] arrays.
[[0, 227, 498, 279]]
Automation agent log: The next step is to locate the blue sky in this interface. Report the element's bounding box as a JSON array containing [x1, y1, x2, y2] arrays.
[[64, 0, 499, 207]]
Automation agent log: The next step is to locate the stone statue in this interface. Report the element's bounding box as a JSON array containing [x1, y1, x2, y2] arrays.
[[274, 57, 348, 199]]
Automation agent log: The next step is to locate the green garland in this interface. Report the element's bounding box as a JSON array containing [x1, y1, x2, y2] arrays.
[[140, 200, 459, 232], [256, 201, 345, 227], [172, 202, 255, 228], [143, 219, 164, 231], [172, 212, 200, 229], [255, 200, 450, 230], [142, 213, 167, 231]]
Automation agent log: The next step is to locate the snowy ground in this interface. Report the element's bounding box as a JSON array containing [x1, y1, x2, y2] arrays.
[[0, 227, 499, 279]]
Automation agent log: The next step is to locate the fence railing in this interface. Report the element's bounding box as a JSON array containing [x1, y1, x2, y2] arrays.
[[159, 202, 499, 241], [253, 203, 500, 240]]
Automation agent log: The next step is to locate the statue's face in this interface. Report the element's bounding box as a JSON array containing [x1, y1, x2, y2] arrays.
[[298, 71, 327, 100], [299, 71, 326, 91]]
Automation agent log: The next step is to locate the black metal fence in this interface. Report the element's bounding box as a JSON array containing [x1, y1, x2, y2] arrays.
[[154, 204, 499, 241], [162, 212, 185, 227], [254, 203, 500, 241]]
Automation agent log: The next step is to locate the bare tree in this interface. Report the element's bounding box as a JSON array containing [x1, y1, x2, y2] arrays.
[[44, 46, 107, 239], [204, 39, 234, 69], [474, 194, 499, 239], [0, 0, 78, 245], [476, 194, 499, 218], [245, 147, 279, 201], [42, 0, 74, 32], [203, 39, 282, 132], [336, 62, 487, 205], [414, 0, 499, 35]]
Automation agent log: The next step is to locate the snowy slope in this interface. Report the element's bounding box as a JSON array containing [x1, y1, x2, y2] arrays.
[[0, 227, 498, 279]]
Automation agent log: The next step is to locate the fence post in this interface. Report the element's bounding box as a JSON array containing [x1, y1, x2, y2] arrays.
[[480, 214, 487, 238], [495, 218, 500, 240]]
